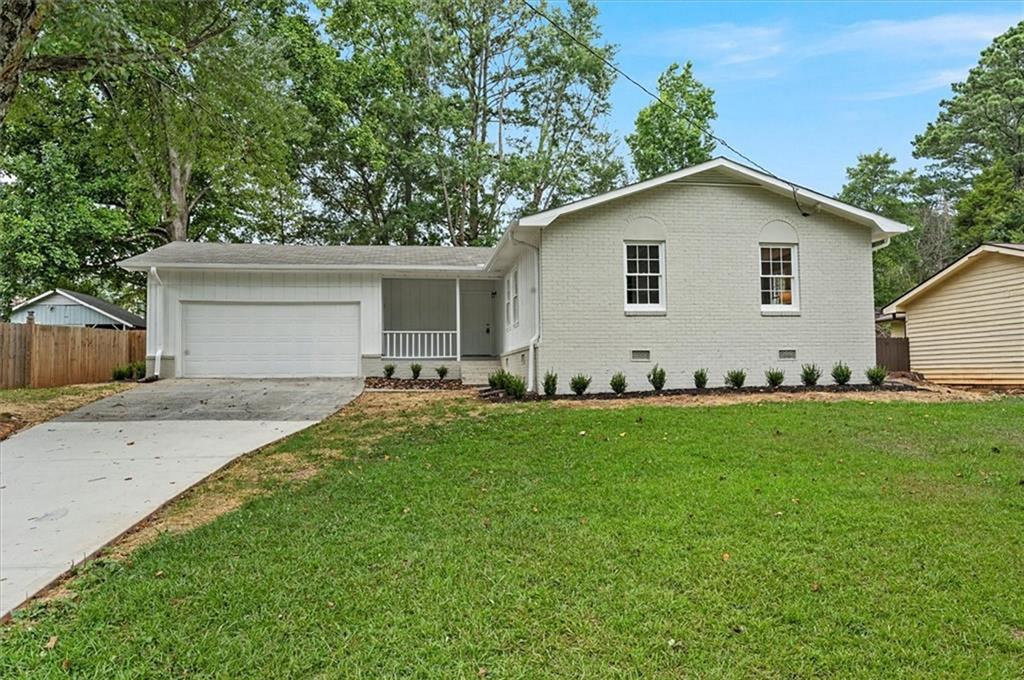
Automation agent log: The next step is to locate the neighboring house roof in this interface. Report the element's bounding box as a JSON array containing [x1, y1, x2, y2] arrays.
[[120, 241, 494, 272], [882, 243, 1024, 313], [514, 157, 912, 242], [11, 288, 146, 327]]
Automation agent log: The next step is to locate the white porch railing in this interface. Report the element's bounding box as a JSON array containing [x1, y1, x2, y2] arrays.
[[382, 330, 458, 359]]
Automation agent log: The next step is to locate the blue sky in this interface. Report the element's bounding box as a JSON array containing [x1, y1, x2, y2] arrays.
[[583, 0, 1022, 194]]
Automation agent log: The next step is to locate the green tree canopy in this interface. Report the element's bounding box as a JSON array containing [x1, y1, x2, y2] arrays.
[[626, 61, 716, 180], [954, 160, 1024, 247], [914, 21, 1024, 191]]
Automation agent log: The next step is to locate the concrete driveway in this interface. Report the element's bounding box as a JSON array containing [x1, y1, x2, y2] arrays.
[[0, 378, 361, 618]]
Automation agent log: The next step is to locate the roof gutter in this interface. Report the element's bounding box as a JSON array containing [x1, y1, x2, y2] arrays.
[[149, 267, 164, 379], [509, 224, 541, 394]]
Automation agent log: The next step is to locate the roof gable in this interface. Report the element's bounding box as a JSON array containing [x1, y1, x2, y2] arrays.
[[12, 288, 144, 327], [882, 243, 1024, 313], [515, 157, 912, 242]]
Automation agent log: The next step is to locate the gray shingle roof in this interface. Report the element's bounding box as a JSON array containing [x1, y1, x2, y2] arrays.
[[55, 289, 146, 327], [120, 241, 495, 270]]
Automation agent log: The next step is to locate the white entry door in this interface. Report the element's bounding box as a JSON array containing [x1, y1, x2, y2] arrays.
[[180, 302, 360, 377]]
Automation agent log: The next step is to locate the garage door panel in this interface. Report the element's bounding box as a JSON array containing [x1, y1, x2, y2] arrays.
[[182, 302, 359, 377]]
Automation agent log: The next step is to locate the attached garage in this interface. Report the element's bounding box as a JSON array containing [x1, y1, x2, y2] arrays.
[[180, 302, 360, 378]]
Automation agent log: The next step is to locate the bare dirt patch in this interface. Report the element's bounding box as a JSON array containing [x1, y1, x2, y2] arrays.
[[0, 383, 135, 440]]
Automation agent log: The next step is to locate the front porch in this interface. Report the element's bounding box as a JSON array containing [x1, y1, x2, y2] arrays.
[[381, 278, 499, 362]]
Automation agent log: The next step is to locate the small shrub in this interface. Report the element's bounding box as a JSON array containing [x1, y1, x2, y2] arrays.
[[866, 365, 887, 386], [724, 369, 747, 389], [130, 361, 146, 380], [489, 369, 513, 390], [693, 368, 708, 389], [504, 374, 527, 399], [383, 363, 396, 378], [569, 374, 592, 396], [831, 361, 852, 386], [801, 363, 822, 387], [765, 367, 785, 388], [647, 364, 666, 391], [112, 364, 129, 381], [435, 365, 448, 380], [410, 363, 423, 379], [609, 372, 627, 394], [542, 371, 558, 396]]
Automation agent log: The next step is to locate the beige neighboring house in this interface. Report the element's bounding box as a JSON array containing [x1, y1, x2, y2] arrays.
[[120, 158, 911, 391], [882, 243, 1024, 386]]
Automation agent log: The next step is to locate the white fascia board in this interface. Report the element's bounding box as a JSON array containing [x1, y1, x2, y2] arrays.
[[882, 244, 1024, 313], [517, 157, 912, 239], [10, 289, 58, 312]]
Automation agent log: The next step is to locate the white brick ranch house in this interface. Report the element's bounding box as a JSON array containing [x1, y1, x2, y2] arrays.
[[120, 158, 911, 392]]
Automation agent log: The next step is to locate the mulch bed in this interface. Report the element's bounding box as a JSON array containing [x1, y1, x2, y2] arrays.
[[365, 377, 466, 391], [480, 382, 920, 402]]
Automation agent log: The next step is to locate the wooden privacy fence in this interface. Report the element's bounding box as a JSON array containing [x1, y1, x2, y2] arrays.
[[876, 336, 910, 373], [0, 321, 146, 389]]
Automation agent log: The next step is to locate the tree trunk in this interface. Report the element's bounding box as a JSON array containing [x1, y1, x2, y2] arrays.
[[167, 145, 191, 241], [0, 0, 50, 124]]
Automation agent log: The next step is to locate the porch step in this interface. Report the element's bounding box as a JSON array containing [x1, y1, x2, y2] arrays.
[[460, 359, 501, 386]]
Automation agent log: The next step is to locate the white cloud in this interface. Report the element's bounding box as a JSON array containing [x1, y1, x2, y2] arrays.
[[634, 12, 1020, 82], [844, 66, 971, 101], [637, 22, 787, 66], [806, 13, 1020, 56]]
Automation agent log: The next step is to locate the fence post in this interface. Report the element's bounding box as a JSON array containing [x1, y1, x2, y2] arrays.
[[25, 311, 37, 387]]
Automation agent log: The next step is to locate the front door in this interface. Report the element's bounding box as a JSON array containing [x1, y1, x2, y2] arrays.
[[460, 289, 494, 356]]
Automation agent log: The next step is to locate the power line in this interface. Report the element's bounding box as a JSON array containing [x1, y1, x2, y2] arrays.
[[519, 0, 809, 214]]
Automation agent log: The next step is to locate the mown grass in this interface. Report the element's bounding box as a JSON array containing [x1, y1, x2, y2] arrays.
[[2, 397, 1023, 677]]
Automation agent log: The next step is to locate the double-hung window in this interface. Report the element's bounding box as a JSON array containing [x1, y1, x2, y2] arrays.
[[624, 242, 665, 312], [759, 245, 799, 311], [505, 268, 519, 327]]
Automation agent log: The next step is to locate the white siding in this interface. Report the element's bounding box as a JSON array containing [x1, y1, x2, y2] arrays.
[[150, 270, 382, 373], [500, 244, 539, 355], [536, 182, 876, 391], [904, 253, 1024, 385]]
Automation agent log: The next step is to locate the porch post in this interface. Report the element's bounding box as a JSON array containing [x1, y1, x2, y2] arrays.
[[455, 277, 461, 361]]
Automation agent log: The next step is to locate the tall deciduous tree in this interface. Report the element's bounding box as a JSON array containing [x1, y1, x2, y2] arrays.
[[293, 0, 624, 247], [626, 61, 716, 180]]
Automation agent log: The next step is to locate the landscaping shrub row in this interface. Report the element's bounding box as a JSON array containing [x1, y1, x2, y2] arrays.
[[366, 363, 464, 390], [486, 363, 906, 401]]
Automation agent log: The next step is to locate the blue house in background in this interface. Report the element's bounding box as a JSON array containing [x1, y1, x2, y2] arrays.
[[9, 289, 145, 330]]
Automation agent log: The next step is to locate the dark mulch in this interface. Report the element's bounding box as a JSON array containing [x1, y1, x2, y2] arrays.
[[480, 382, 920, 402], [365, 377, 465, 390]]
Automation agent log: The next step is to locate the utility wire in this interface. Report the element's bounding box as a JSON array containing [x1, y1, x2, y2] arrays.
[[519, 0, 809, 214]]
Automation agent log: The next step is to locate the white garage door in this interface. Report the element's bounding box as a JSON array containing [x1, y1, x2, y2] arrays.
[[181, 302, 360, 378]]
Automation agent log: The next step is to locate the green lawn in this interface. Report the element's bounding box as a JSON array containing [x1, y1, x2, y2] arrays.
[[3, 397, 1023, 677]]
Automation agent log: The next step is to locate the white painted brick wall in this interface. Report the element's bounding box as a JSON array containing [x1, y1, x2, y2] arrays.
[[536, 183, 876, 392]]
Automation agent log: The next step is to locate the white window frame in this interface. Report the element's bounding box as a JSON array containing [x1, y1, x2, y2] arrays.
[[623, 241, 666, 313], [759, 243, 799, 312], [505, 268, 519, 328]]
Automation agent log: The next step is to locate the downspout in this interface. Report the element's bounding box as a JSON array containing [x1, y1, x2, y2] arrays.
[[510, 226, 541, 393], [872, 238, 892, 252], [149, 266, 164, 378]]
